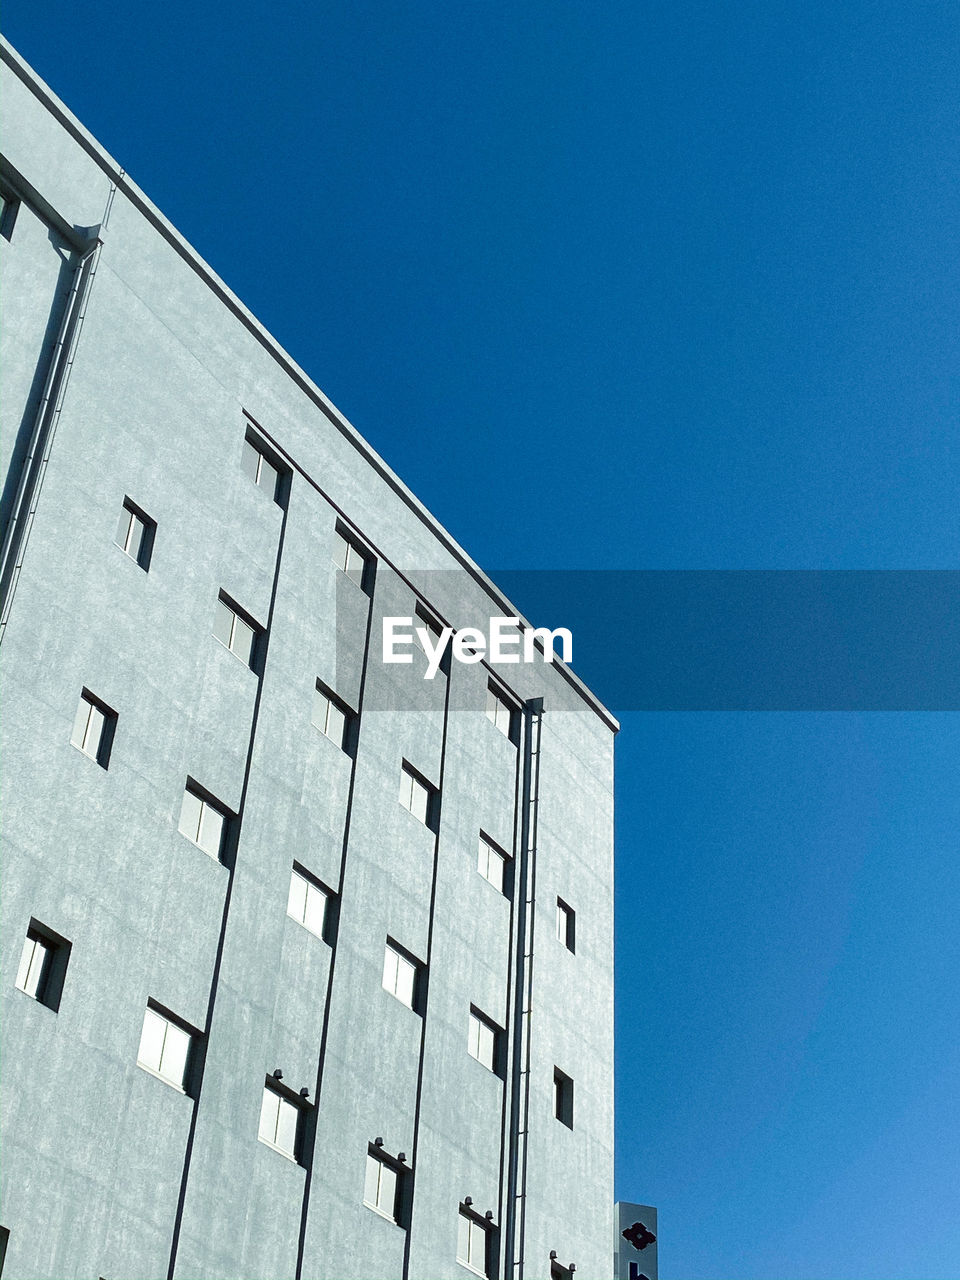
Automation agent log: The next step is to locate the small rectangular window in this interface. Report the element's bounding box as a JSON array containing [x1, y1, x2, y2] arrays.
[[258, 1082, 302, 1160], [0, 1225, 7, 1275], [556, 898, 576, 953], [399, 762, 436, 828], [467, 1008, 499, 1073], [15, 921, 70, 1012], [241, 434, 284, 504], [114, 498, 155, 569], [213, 593, 261, 668], [312, 681, 352, 750], [457, 1208, 490, 1276], [477, 834, 508, 895], [554, 1068, 574, 1128], [16, 934, 51, 999], [178, 784, 228, 861], [70, 689, 117, 768], [414, 606, 450, 673], [287, 865, 329, 939], [364, 1150, 401, 1222], [485, 684, 517, 742], [382, 940, 419, 1010], [332, 527, 370, 589], [137, 1004, 194, 1091]]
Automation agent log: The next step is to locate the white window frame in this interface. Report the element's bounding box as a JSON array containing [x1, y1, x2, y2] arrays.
[[332, 528, 369, 587], [312, 682, 350, 749], [115, 498, 153, 569], [137, 1005, 193, 1091], [15, 933, 52, 1000], [485, 684, 516, 739], [178, 785, 227, 860], [213, 594, 258, 667], [363, 1151, 400, 1222], [242, 436, 281, 501], [287, 866, 328, 939], [70, 690, 113, 766], [399, 763, 433, 826], [258, 1083, 301, 1160], [457, 1209, 490, 1277], [14, 922, 69, 1011], [477, 834, 507, 894], [467, 1009, 498, 1072], [556, 898, 575, 952], [382, 941, 418, 1009]]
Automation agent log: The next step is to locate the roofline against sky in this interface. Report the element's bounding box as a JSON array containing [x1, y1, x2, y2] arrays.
[[1, 35, 619, 734]]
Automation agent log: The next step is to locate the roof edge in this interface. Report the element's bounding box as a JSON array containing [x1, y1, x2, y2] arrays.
[[0, 36, 619, 734]]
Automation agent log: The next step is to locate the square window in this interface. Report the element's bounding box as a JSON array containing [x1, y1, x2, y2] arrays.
[[332, 528, 370, 588], [114, 498, 156, 570], [364, 1150, 401, 1222], [485, 684, 517, 741], [258, 1082, 302, 1160], [241, 434, 284, 504], [178, 785, 227, 861], [312, 681, 352, 750], [382, 940, 419, 1010], [477, 834, 508, 895], [467, 1008, 499, 1073], [457, 1209, 490, 1277], [556, 898, 576, 953], [213, 593, 260, 668], [554, 1068, 574, 1128], [70, 690, 116, 768], [15, 921, 70, 1012], [287, 866, 329, 940], [137, 1004, 194, 1090], [399, 762, 436, 827]]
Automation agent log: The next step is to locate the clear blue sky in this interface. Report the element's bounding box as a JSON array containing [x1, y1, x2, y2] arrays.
[[6, 3, 960, 1276]]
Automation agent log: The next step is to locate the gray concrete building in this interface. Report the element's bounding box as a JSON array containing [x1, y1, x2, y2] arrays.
[[0, 38, 619, 1280]]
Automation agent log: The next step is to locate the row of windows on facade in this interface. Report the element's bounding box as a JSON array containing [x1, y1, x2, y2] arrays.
[[70, 687, 568, 934], [116, 525, 518, 745], [363, 1157, 501, 1280], [66, 692, 576, 1075], [116, 431, 524, 743], [16, 913, 575, 1116], [0, 1222, 571, 1280], [0, 1189, 496, 1280], [0, 1212, 549, 1280], [13, 929, 572, 1276]]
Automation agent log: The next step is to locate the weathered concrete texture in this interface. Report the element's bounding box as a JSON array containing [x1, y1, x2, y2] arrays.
[[0, 38, 616, 1280]]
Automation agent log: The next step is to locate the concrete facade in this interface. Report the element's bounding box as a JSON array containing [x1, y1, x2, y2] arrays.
[[0, 40, 617, 1280]]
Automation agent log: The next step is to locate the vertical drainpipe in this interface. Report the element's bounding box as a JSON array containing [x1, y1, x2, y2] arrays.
[[0, 227, 102, 643], [504, 696, 544, 1279]]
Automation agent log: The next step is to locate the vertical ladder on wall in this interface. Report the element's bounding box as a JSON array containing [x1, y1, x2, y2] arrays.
[[507, 697, 544, 1280]]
